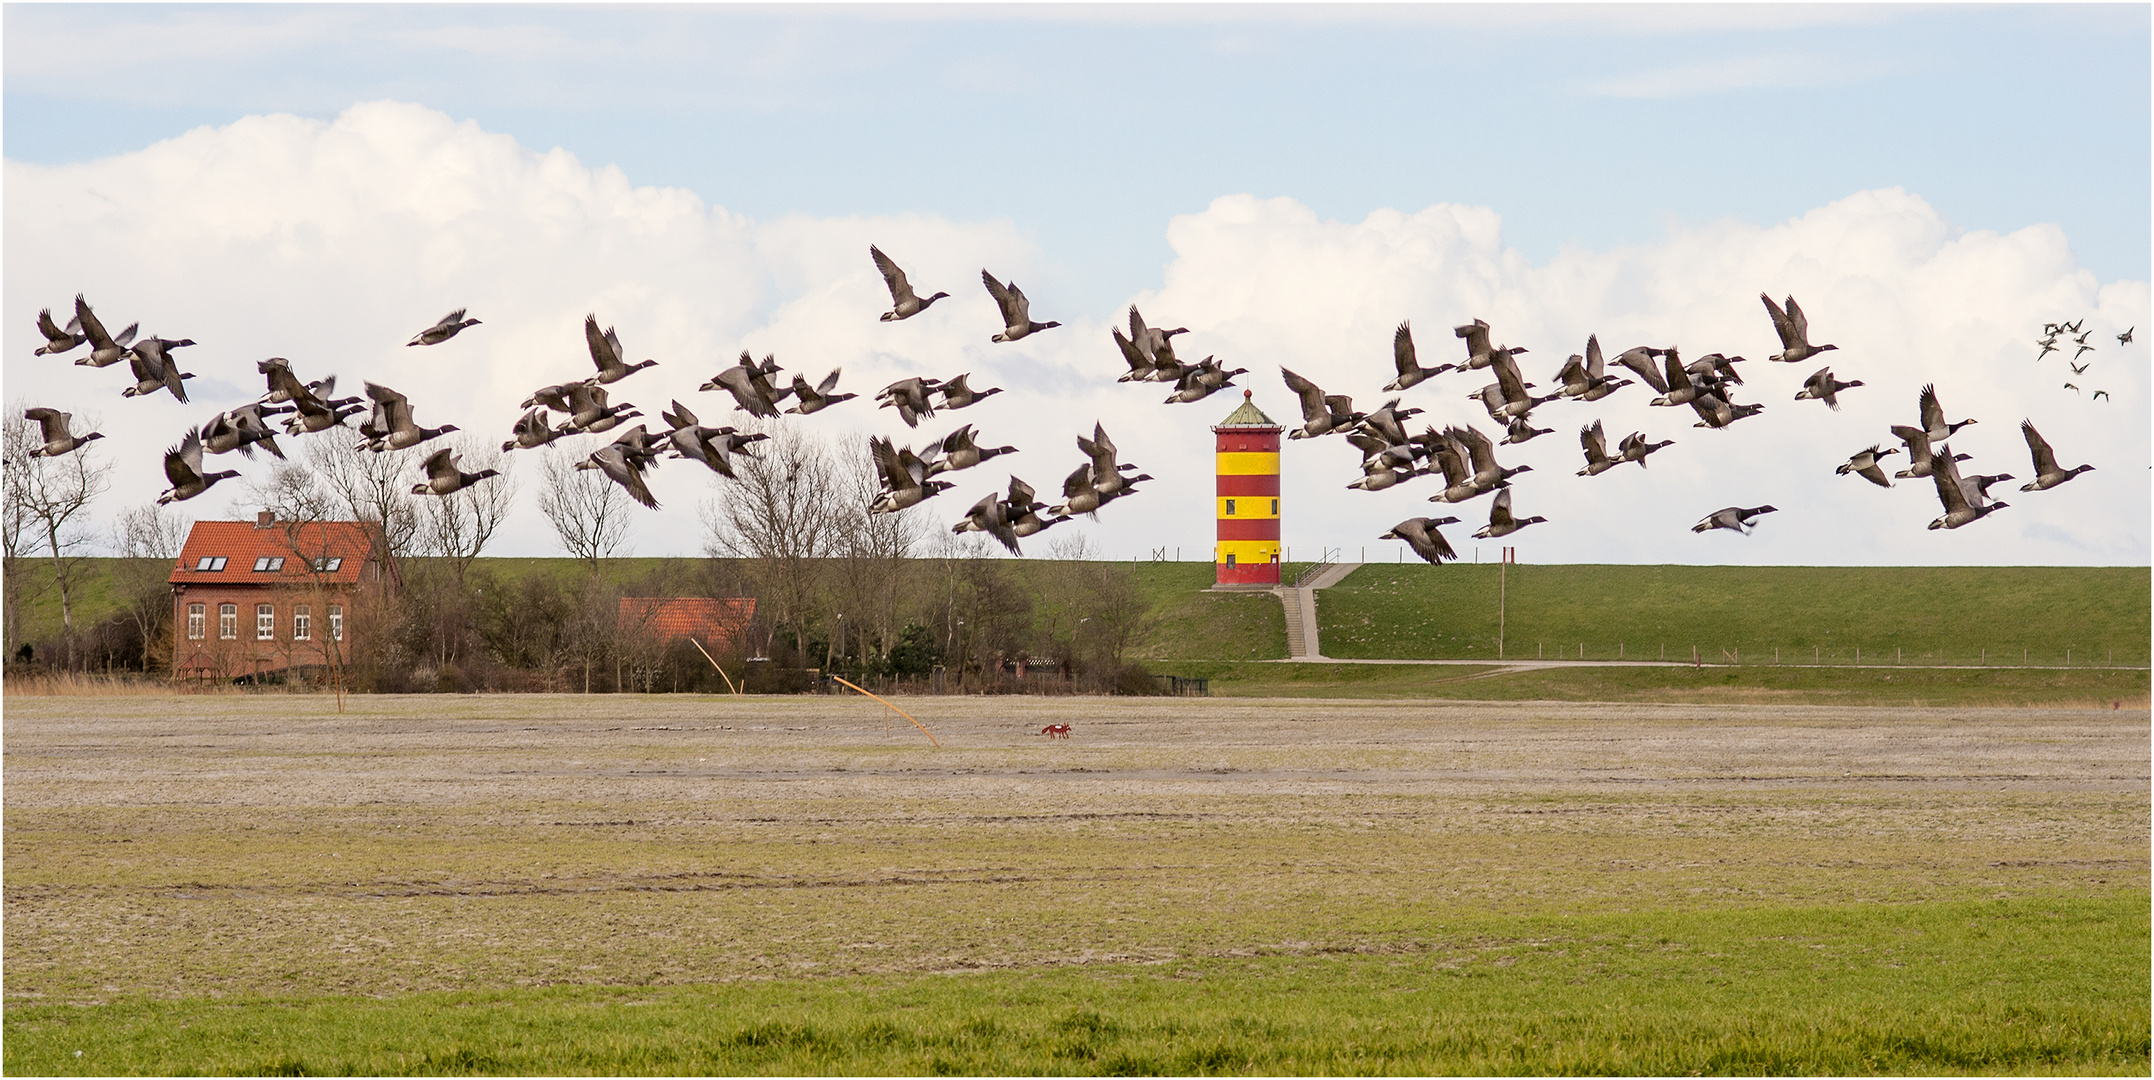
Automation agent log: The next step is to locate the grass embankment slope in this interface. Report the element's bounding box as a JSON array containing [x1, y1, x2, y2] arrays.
[[1145, 563, 2150, 703]]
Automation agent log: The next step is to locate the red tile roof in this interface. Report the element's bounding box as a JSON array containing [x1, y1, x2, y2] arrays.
[[169, 519, 379, 586], [618, 597, 756, 647]]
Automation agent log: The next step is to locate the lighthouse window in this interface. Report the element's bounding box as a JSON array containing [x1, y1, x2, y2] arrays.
[[1225, 499, 1236, 516], [1270, 499, 1278, 514], [1226, 554, 1237, 566]]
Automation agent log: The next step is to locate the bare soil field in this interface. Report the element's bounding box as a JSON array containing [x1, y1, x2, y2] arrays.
[[5, 693, 2147, 1006]]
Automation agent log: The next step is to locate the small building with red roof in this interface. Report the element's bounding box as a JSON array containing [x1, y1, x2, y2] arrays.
[[169, 512, 389, 682]]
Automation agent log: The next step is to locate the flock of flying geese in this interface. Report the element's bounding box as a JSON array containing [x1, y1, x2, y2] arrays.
[[2041, 317, 2128, 401], [23, 251, 2107, 563], [1244, 292, 2102, 564]]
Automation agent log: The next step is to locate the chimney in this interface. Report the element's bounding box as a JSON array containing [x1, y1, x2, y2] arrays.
[[256, 510, 275, 529]]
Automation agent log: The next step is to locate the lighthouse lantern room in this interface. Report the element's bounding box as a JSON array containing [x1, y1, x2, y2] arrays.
[[1213, 390, 1283, 586]]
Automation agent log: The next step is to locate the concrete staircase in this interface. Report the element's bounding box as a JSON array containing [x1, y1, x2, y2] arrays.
[[1277, 563, 1361, 660]]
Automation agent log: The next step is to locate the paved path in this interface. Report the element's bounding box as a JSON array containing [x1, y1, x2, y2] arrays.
[[1277, 563, 1361, 659]]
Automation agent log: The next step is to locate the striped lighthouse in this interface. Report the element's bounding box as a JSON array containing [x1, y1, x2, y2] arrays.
[[1213, 390, 1283, 586]]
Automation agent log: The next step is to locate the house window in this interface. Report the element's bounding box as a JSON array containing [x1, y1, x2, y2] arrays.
[[312, 557, 343, 572], [329, 605, 344, 642], [253, 556, 285, 572], [256, 604, 275, 640], [218, 604, 238, 639], [1225, 499, 1236, 516], [187, 603, 205, 640], [195, 556, 228, 572], [293, 606, 311, 641]]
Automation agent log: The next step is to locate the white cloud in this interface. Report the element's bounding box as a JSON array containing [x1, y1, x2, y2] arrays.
[[1581, 52, 1903, 99], [5, 102, 2145, 567]]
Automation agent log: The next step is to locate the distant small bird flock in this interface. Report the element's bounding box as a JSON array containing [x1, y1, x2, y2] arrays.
[[25, 251, 2113, 562]]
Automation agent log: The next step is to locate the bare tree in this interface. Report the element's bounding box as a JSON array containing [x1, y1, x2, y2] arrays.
[[110, 502, 190, 673], [538, 445, 632, 572], [701, 421, 840, 659], [303, 436, 419, 571], [415, 433, 518, 579], [3, 405, 111, 658], [828, 438, 927, 664], [2, 411, 48, 658]]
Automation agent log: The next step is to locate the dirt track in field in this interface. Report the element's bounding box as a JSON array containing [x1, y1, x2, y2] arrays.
[[5, 694, 2147, 1002]]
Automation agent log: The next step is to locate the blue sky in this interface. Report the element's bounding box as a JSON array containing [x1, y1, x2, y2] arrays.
[[5, 4, 2148, 564]]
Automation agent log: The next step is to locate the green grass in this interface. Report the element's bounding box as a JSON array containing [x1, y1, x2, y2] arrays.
[[5, 558, 163, 644], [1318, 564, 2151, 667], [6, 892, 2143, 1076], [1151, 660, 2152, 704]]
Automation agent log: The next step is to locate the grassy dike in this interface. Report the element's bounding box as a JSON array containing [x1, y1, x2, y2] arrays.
[[7, 893, 2145, 1075]]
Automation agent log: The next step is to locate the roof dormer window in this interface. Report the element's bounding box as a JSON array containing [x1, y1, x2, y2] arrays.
[[195, 556, 228, 572], [311, 557, 343, 572], [253, 556, 286, 572]]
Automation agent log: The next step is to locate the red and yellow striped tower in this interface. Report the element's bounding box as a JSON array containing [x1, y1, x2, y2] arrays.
[[1213, 390, 1282, 586]]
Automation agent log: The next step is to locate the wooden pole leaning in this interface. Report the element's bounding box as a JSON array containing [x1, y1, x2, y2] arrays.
[[831, 675, 941, 747], [690, 639, 741, 696]]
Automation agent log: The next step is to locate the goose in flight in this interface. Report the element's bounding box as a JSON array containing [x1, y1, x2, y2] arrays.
[[1076, 423, 1141, 498], [870, 246, 950, 322], [364, 381, 458, 451], [1452, 423, 1532, 492], [2092, 389, 2110, 402], [2037, 341, 2059, 360], [157, 428, 241, 505], [201, 403, 291, 459], [23, 408, 102, 457], [1347, 458, 1422, 492], [870, 435, 954, 513], [1889, 425, 1969, 480], [522, 381, 584, 414], [1609, 343, 1670, 394], [1761, 293, 1836, 363], [1472, 487, 1546, 539], [1687, 353, 1746, 385], [1501, 416, 1553, 445], [2063, 382, 2081, 395], [1006, 477, 1068, 539], [660, 401, 766, 479], [2017, 421, 2094, 491], [71, 295, 138, 368], [1163, 357, 1244, 403], [1795, 367, 1863, 410], [566, 381, 639, 434], [1128, 306, 1187, 371], [1384, 321, 1454, 392], [408, 309, 481, 347], [1928, 448, 2005, 530], [701, 352, 791, 417], [2118, 327, 2134, 345], [1422, 428, 1489, 504], [578, 441, 660, 510], [952, 489, 1022, 554], [1381, 516, 1463, 564], [1454, 318, 1529, 370], [877, 376, 942, 428], [1648, 348, 1711, 408], [1836, 444, 1899, 488], [1616, 431, 1674, 469], [283, 383, 367, 435], [1917, 384, 1975, 442], [785, 369, 856, 414], [1576, 420, 1620, 477], [1556, 335, 1632, 401], [502, 408, 572, 452], [926, 424, 1018, 476], [412, 447, 501, 496], [982, 270, 1061, 342], [2068, 361, 2090, 375], [936, 373, 1004, 410], [2073, 343, 2097, 360], [122, 339, 196, 402], [1692, 505, 1777, 535], [584, 315, 659, 383], [1281, 368, 1361, 438], [33, 308, 84, 356], [1958, 471, 2015, 508], [1688, 391, 1763, 429], [1471, 350, 1559, 422]]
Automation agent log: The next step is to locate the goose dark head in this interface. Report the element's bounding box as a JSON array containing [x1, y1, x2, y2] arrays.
[[472, 468, 502, 483], [1035, 321, 1062, 331], [924, 291, 950, 305], [80, 432, 105, 444]]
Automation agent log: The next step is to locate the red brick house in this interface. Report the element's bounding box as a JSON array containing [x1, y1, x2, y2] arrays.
[[169, 512, 389, 682]]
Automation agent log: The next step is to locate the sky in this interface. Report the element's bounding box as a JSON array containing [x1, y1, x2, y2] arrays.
[[5, 3, 2149, 566]]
